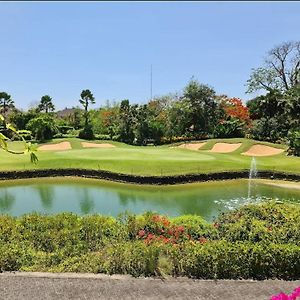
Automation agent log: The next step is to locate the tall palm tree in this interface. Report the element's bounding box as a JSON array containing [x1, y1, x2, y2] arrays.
[[79, 89, 95, 127], [38, 95, 55, 113]]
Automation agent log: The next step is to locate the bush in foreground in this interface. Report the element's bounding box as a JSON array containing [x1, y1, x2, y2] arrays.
[[0, 202, 300, 279]]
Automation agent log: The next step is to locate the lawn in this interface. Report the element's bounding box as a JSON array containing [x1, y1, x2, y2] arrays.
[[1, 138, 299, 176]]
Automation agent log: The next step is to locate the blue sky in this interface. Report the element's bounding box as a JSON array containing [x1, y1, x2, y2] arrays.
[[1, 2, 300, 110]]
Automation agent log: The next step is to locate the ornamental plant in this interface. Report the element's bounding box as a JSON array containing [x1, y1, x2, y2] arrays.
[[136, 214, 209, 245], [270, 287, 300, 300]]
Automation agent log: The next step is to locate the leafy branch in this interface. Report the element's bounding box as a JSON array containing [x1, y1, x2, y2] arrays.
[[0, 114, 38, 163]]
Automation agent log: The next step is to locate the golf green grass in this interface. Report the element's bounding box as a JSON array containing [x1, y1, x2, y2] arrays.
[[1, 138, 299, 176]]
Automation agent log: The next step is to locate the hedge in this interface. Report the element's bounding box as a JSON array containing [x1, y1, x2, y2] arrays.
[[0, 201, 300, 279]]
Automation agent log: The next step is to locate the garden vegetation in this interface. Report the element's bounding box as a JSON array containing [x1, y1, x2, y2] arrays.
[[0, 201, 300, 280]]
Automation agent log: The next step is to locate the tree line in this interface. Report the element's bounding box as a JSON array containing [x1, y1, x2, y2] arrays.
[[1, 41, 299, 155]]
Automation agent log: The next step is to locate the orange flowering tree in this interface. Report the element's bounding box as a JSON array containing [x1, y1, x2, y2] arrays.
[[213, 96, 251, 138], [221, 97, 251, 125]]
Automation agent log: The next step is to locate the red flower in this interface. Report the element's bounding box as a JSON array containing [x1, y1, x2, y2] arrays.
[[151, 215, 161, 222], [147, 233, 155, 240], [176, 226, 185, 233], [167, 229, 174, 236], [199, 237, 208, 244], [138, 230, 146, 238], [162, 217, 170, 227]]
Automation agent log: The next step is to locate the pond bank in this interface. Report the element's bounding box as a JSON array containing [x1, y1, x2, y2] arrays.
[[0, 168, 299, 185]]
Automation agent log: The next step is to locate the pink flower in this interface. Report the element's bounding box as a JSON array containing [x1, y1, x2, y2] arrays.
[[270, 287, 300, 300], [270, 292, 289, 300]]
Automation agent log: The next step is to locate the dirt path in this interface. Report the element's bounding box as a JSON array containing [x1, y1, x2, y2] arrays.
[[0, 272, 299, 300]]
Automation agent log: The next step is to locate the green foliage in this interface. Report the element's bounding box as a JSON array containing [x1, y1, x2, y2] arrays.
[[213, 118, 245, 138], [287, 130, 300, 156], [215, 202, 300, 244], [247, 41, 300, 93], [78, 123, 94, 140], [0, 202, 300, 279], [37, 95, 55, 113], [119, 100, 135, 144], [0, 92, 14, 119], [0, 114, 38, 163], [26, 115, 57, 141], [247, 90, 297, 143], [9, 110, 38, 130], [181, 240, 300, 280], [250, 118, 286, 143], [57, 125, 75, 134], [183, 79, 220, 135], [79, 89, 95, 128]]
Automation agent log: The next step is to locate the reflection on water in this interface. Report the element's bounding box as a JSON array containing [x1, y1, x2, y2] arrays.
[[0, 178, 299, 221], [79, 190, 95, 214], [34, 185, 54, 209], [0, 189, 15, 212]]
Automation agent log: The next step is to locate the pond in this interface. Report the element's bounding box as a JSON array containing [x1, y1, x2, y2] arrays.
[[0, 177, 299, 221]]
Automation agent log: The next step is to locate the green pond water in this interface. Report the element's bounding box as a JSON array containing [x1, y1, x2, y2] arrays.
[[0, 178, 300, 221]]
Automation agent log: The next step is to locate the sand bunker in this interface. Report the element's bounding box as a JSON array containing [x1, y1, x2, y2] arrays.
[[242, 145, 284, 156], [81, 142, 116, 148], [177, 142, 206, 151], [38, 142, 72, 151], [210, 143, 242, 153]]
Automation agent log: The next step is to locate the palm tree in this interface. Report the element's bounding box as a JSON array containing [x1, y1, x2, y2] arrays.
[[79, 89, 95, 127], [38, 95, 55, 113], [0, 92, 14, 120]]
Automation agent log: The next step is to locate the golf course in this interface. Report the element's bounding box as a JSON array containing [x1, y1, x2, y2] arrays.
[[2, 137, 299, 177]]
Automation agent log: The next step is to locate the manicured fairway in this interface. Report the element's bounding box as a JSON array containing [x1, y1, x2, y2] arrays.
[[1, 138, 299, 176]]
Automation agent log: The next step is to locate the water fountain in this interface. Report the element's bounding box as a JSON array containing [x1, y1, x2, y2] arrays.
[[248, 157, 258, 199]]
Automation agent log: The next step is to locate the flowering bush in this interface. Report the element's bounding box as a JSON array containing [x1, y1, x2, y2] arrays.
[[136, 214, 208, 245], [1, 203, 300, 279], [271, 287, 300, 300]]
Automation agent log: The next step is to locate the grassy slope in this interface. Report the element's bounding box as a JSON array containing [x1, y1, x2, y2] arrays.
[[0, 138, 299, 176]]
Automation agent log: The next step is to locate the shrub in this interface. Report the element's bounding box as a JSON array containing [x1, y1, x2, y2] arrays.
[[94, 134, 111, 140], [26, 115, 58, 141], [213, 118, 246, 138], [78, 124, 94, 140], [0, 202, 300, 279], [215, 202, 300, 245], [288, 130, 300, 156]]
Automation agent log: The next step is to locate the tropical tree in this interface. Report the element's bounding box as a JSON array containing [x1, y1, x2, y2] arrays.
[[0, 92, 14, 121], [26, 115, 57, 141], [119, 99, 135, 144], [9, 110, 38, 130], [79, 89, 95, 127], [220, 97, 251, 124], [37, 95, 55, 113], [247, 41, 300, 93], [182, 79, 219, 136]]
